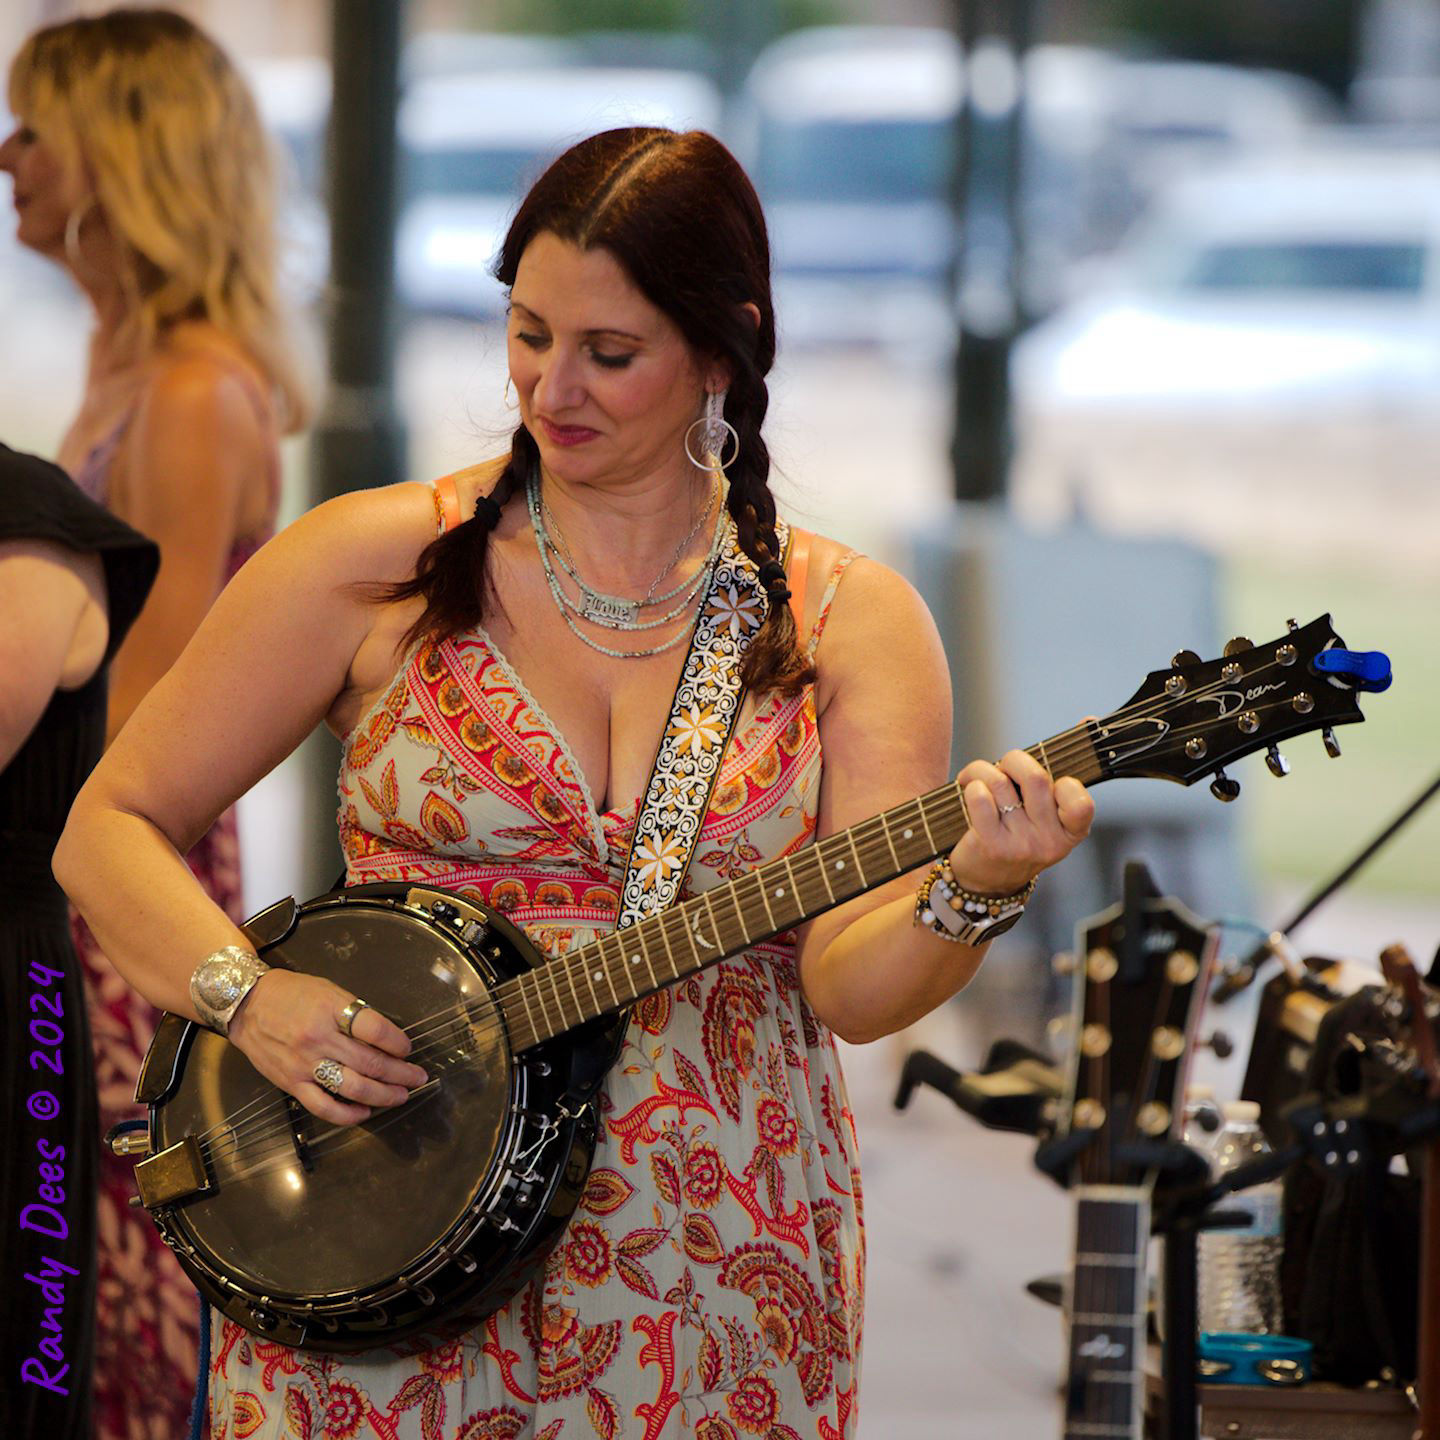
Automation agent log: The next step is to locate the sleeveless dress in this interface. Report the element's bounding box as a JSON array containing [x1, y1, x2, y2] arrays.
[[205, 512, 866, 1440], [67, 373, 280, 1440], [0, 445, 157, 1440]]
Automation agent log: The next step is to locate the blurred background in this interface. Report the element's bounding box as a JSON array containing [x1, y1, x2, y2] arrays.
[[4, 0, 1439, 1433]]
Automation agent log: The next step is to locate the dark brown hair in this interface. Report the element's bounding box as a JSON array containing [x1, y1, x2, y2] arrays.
[[390, 127, 813, 695]]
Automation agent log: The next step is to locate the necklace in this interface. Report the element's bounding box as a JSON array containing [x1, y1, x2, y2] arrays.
[[526, 472, 728, 659], [537, 476, 718, 626]]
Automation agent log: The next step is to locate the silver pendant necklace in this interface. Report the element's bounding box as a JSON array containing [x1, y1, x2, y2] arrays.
[[537, 477, 718, 627], [526, 471, 727, 659]]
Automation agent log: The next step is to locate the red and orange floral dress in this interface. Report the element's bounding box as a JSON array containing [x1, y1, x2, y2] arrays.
[[206, 519, 864, 1440]]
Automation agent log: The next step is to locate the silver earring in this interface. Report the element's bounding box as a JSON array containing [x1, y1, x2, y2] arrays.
[[63, 196, 99, 279], [503, 375, 517, 409], [683, 388, 740, 471]]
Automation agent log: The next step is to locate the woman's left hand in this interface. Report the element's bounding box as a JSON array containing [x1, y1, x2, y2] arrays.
[[948, 749, 1095, 897]]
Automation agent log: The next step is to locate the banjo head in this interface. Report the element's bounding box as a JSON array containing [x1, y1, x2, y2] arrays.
[[152, 891, 520, 1306]]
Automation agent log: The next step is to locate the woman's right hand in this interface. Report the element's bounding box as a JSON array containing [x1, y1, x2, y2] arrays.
[[227, 969, 428, 1125]]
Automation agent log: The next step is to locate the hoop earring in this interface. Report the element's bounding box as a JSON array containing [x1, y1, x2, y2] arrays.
[[63, 196, 101, 282], [684, 388, 740, 471]]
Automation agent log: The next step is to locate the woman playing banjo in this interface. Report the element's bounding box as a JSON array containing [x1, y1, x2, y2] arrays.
[[58, 128, 1093, 1440]]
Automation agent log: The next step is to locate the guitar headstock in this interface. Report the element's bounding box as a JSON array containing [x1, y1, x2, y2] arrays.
[[1061, 886, 1217, 1187], [1092, 615, 1389, 799]]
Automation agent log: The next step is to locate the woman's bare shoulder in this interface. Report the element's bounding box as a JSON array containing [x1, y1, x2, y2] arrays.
[[789, 530, 931, 637], [279, 479, 447, 587]]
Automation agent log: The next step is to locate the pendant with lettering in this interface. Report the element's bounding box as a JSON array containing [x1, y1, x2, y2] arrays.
[[581, 592, 640, 628]]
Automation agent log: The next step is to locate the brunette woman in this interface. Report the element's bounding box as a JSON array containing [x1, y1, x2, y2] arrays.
[[58, 128, 1092, 1438]]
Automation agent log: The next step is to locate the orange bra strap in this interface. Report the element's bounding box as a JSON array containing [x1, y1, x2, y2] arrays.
[[432, 471, 464, 534], [787, 528, 812, 631]]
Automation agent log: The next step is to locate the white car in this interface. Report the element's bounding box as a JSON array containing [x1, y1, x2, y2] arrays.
[[1010, 148, 1440, 556], [396, 67, 723, 317]]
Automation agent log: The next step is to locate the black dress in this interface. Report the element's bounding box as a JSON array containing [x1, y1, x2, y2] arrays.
[[0, 444, 157, 1438]]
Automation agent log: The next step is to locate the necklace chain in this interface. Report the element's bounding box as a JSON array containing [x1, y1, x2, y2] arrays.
[[541, 479, 717, 614], [527, 472, 727, 660]]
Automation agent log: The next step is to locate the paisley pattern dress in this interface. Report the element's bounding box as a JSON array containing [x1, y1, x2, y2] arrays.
[[205, 524, 865, 1440]]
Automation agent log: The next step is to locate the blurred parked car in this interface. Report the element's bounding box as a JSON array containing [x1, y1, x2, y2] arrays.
[[396, 67, 722, 316], [738, 27, 1338, 351], [1010, 148, 1440, 552]]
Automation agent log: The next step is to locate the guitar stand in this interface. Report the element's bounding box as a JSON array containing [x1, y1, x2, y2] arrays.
[[1035, 1127, 1252, 1440]]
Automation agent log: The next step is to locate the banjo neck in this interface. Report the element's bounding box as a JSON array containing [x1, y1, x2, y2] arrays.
[[496, 731, 1101, 1052], [493, 612, 1382, 1051]]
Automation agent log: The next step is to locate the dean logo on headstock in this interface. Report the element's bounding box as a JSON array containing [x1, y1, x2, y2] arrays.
[[1087, 615, 1389, 799]]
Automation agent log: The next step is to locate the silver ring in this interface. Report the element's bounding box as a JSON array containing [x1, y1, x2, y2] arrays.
[[998, 803, 1022, 816], [313, 1058, 345, 1094], [338, 998, 371, 1038]]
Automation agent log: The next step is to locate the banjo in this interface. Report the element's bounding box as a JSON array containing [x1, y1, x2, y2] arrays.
[[116, 616, 1387, 1352]]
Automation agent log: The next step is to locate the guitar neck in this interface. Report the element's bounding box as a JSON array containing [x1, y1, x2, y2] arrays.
[[1063, 1185, 1150, 1440], [496, 724, 1102, 1051]]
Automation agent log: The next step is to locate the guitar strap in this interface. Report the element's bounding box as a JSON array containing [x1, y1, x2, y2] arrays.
[[614, 515, 792, 930]]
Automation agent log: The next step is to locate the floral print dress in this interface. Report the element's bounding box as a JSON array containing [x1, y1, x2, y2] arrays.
[[206, 528, 864, 1440]]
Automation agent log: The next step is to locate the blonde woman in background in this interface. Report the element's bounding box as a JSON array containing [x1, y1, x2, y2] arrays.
[[1, 10, 309, 1435]]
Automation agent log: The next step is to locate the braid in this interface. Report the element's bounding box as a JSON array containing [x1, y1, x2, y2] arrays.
[[384, 425, 536, 649], [724, 361, 814, 697]]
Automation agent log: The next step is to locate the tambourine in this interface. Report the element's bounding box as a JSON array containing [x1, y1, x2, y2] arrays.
[[1198, 1332, 1312, 1386]]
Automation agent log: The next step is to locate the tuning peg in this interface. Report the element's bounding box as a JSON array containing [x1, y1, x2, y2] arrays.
[[1223, 636, 1255, 657], [1265, 745, 1290, 778], [1322, 727, 1341, 759], [1197, 1030, 1235, 1059], [1210, 769, 1241, 802], [1171, 648, 1201, 668]]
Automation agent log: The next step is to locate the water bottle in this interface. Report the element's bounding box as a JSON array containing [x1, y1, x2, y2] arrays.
[[1156, 1087, 1225, 1341], [1198, 1100, 1284, 1335]]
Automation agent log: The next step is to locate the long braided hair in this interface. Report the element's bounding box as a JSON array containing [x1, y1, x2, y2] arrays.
[[389, 127, 813, 696]]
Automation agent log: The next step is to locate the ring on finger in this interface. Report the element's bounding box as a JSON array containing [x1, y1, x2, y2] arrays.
[[997, 802, 1022, 816], [337, 998, 371, 1038], [313, 1058, 346, 1094]]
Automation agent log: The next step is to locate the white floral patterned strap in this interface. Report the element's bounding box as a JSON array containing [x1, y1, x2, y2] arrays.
[[616, 515, 789, 929]]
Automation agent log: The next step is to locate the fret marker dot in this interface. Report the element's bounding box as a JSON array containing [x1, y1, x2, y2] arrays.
[[592, 971, 603, 983], [630, 954, 641, 965], [835, 860, 845, 870], [903, 828, 913, 839], [774, 887, 785, 898]]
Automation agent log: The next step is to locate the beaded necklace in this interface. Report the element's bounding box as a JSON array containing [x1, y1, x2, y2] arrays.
[[526, 470, 728, 659]]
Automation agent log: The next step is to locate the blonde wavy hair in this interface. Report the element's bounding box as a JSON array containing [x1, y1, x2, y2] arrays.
[[8, 7, 310, 430]]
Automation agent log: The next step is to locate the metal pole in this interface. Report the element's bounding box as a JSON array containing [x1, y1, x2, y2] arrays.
[[298, 0, 407, 897], [950, 0, 1033, 503]]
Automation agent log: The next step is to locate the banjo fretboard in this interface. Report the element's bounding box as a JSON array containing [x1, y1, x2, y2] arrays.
[[495, 730, 1102, 1051]]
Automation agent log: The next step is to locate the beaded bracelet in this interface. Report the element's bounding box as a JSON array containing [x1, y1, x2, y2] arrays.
[[914, 860, 1036, 946]]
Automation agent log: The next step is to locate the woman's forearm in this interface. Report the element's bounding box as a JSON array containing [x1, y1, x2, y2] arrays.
[[803, 886, 992, 1044], [54, 798, 254, 1022]]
